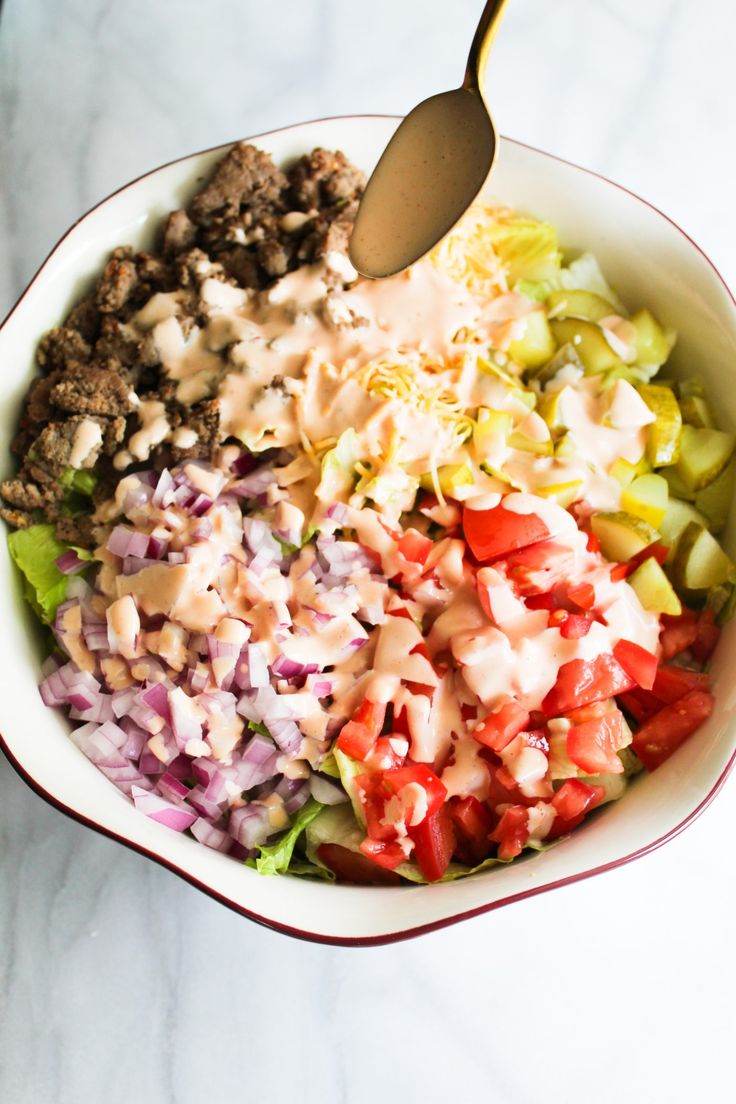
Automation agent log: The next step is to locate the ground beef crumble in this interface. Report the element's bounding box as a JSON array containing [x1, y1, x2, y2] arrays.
[[1, 144, 364, 542]]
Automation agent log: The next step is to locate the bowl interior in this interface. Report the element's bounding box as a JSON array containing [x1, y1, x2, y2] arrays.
[[1, 117, 735, 943]]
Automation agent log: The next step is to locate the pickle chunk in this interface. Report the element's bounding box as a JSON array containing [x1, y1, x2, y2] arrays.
[[672, 522, 734, 593], [508, 311, 556, 369], [621, 473, 669, 529], [590, 511, 659, 563], [638, 384, 682, 466], [549, 319, 622, 375], [546, 289, 616, 322], [674, 424, 736, 492], [628, 557, 682, 616]]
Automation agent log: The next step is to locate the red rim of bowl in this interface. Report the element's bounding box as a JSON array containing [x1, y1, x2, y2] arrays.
[[1, 115, 735, 947]]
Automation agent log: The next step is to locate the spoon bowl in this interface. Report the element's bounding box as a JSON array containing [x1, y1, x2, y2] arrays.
[[349, 0, 509, 277]]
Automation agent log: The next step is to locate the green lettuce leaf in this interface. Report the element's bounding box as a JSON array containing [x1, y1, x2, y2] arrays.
[[60, 467, 98, 496], [332, 747, 366, 826], [254, 798, 324, 876], [488, 215, 561, 284], [8, 524, 91, 623], [315, 428, 361, 503], [517, 252, 626, 313]]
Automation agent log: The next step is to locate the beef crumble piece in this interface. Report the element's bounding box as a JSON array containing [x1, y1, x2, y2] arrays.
[[1, 142, 365, 547]]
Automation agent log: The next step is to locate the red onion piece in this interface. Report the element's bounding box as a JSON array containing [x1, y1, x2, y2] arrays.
[[55, 550, 88, 575], [132, 786, 197, 832], [191, 818, 232, 852]]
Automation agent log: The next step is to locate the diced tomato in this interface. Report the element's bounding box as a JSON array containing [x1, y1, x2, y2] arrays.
[[610, 562, 630, 583], [613, 639, 658, 691], [448, 795, 494, 865], [628, 542, 670, 571], [472, 697, 530, 752], [397, 528, 433, 566], [542, 654, 635, 716], [491, 805, 530, 860], [693, 608, 721, 663], [463, 502, 549, 563], [316, 843, 402, 885], [660, 609, 698, 660], [618, 688, 660, 723], [631, 689, 715, 770], [336, 699, 387, 761], [380, 763, 447, 821], [651, 665, 711, 704], [355, 774, 396, 842], [365, 736, 407, 771], [567, 707, 627, 774], [548, 778, 606, 839], [525, 592, 557, 611], [410, 804, 456, 881], [560, 613, 592, 640], [567, 581, 595, 611], [359, 837, 407, 870], [586, 531, 601, 554], [523, 729, 550, 753], [552, 778, 606, 820]]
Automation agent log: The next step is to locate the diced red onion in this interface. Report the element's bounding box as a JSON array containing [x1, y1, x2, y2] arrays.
[[236, 733, 279, 788], [230, 451, 257, 477], [326, 502, 348, 524], [228, 803, 272, 848], [267, 717, 302, 755], [230, 468, 276, 499], [107, 526, 151, 559], [168, 552, 186, 564], [132, 786, 197, 832], [157, 772, 190, 803], [190, 818, 232, 852], [55, 550, 88, 575], [111, 687, 137, 718], [147, 534, 169, 559], [152, 469, 174, 507], [189, 494, 212, 517], [70, 694, 115, 724], [309, 772, 349, 805], [187, 786, 223, 820], [119, 717, 148, 760], [234, 644, 269, 691], [139, 682, 171, 723]]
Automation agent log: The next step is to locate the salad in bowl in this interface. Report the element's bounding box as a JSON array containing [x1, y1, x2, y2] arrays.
[[2, 136, 734, 889]]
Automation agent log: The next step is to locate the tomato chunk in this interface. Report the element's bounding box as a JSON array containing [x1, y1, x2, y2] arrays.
[[613, 639, 658, 691], [336, 699, 386, 761], [359, 838, 407, 870], [548, 779, 606, 838], [472, 697, 530, 752], [559, 612, 592, 640], [317, 843, 402, 885], [567, 581, 595, 611], [693, 608, 720, 663], [618, 688, 659, 723], [651, 666, 710, 704], [660, 609, 698, 660], [449, 795, 494, 865], [380, 763, 447, 821], [397, 528, 433, 566], [463, 502, 549, 563], [542, 655, 635, 716], [410, 804, 456, 881], [631, 689, 715, 770], [355, 774, 396, 842], [566, 707, 627, 774], [491, 805, 530, 860]]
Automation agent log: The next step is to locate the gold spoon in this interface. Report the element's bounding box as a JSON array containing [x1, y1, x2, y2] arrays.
[[349, 0, 509, 279]]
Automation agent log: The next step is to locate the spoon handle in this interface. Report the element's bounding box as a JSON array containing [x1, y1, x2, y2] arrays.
[[463, 0, 510, 96]]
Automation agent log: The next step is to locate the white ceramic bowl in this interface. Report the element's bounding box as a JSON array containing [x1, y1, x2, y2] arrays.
[[2, 117, 735, 945]]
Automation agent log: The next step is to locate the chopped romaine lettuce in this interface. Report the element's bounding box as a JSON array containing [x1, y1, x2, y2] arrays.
[[517, 252, 626, 314], [60, 467, 98, 496], [487, 214, 562, 284], [7, 524, 91, 622], [315, 428, 361, 503], [254, 797, 324, 876], [333, 747, 367, 826]]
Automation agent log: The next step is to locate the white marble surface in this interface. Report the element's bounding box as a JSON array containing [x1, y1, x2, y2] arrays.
[[1, 1, 735, 1101]]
